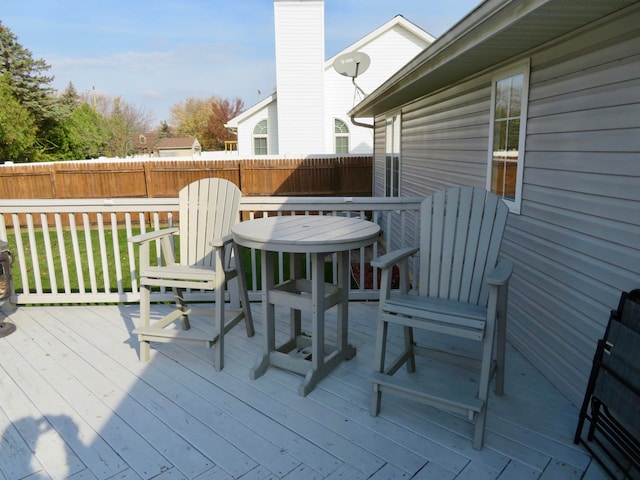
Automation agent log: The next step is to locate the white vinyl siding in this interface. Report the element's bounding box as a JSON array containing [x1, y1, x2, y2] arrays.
[[274, 1, 325, 154], [503, 12, 640, 406]]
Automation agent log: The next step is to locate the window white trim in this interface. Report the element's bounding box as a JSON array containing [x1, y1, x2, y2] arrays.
[[486, 60, 530, 214], [334, 118, 350, 154], [385, 112, 401, 197], [253, 119, 268, 155]]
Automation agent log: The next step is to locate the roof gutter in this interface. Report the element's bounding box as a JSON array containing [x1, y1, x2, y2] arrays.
[[349, 115, 374, 129]]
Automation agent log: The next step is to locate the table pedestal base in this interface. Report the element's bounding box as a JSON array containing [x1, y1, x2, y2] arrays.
[[251, 251, 355, 396]]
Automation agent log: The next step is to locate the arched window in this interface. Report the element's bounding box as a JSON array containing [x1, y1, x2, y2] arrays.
[[334, 119, 349, 154], [253, 120, 268, 155]]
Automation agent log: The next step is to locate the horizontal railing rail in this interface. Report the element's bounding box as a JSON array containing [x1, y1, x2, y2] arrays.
[[0, 196, 422, 305]]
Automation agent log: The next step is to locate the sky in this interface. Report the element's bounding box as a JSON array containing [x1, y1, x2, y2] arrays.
[[2, 0, 482, 125]]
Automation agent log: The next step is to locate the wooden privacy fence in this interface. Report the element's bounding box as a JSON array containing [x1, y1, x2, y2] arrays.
[[0, 156, 372, 200]]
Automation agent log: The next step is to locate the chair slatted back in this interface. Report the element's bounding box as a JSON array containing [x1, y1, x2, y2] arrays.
[[419, 186, 509, 306], [178, 178, 242, 267]]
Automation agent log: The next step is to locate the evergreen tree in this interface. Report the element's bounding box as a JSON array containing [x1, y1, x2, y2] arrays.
[[0, 74, 37, 162], [0, 22, 58, 125]]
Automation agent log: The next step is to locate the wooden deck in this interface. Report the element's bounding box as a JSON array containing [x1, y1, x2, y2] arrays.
[[0, 302, 607, 480]]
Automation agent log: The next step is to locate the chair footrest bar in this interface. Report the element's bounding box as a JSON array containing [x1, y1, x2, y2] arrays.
[[372, 372, 484, 416]]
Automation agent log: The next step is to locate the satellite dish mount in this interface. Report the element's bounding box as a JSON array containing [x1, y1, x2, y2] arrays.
[[333, 52, 370, 100]]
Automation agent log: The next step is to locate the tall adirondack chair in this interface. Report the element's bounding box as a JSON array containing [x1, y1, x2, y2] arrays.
[[129, 178, 254, 370], [370, 186, 512, 450]]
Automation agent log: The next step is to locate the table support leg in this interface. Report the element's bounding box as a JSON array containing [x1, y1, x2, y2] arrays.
[[290, 253, 303, 339], [250, 250, 274, 380], [338, 249, 357, 360], [299, 252, 325, 396]]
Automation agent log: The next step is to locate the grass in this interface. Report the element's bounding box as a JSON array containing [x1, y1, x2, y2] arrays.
[[4, 227, 336, 294], [5, 226, 140, 294]]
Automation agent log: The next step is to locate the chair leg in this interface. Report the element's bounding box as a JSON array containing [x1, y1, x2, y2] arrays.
[[139, 283, 151, 362], [473, 404, 488, 450], [495, 284, 508, 396], [371, 318, 389, 416], [214, 284, 224, 371], [404, 326, 416, 373], [173, 286, 190, 330], [371, 383, 382, 416]]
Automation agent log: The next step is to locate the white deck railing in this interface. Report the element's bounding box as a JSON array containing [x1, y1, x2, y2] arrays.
[[0, 196, 422, 305]]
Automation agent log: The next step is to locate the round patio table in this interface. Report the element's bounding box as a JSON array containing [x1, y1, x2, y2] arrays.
[[232, 215, 380, 396]]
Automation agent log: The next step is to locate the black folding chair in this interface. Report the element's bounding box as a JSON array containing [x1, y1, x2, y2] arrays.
[[574, 289, 640, 480]]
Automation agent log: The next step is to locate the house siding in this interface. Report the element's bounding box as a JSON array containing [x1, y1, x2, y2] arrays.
[[373, 7, 640, 406]]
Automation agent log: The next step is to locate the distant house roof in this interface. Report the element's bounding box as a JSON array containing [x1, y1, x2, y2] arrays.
[[132, 133, 201, 157], [132, 132, 157, 151], [155, 137, 200, 150]]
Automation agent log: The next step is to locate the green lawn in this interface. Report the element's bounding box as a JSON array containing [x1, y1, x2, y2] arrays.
[[5, 228, 336, 294]]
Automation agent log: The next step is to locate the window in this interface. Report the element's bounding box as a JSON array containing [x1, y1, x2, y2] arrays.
[[334, 119, 349, 154], [253, 120, 268, 155], [487, 61, 529, 213], [385, 113, 401, 197]]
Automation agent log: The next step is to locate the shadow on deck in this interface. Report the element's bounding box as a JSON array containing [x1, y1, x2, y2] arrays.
[[0, 302, 608, 480]]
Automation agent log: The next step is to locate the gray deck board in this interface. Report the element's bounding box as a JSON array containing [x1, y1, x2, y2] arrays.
[[0, 303, 608, 480]]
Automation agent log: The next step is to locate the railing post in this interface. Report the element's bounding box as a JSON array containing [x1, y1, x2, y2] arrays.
[[0, 239, 16, 313]]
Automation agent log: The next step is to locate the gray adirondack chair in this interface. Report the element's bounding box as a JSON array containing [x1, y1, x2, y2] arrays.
[[129, 178, 254, 370], [370, 186, 512, 450]]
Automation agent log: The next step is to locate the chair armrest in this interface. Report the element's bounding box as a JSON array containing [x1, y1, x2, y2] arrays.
[[485, 259, 513, 286], [210, 234, 234, 248], [129, 227, 178, 244], [371, 246, 419, 270]]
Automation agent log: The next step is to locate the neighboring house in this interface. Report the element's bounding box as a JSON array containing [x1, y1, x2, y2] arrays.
[[349, 0, 640, 407], [132, 132, 157, 157], [154, 137, 201, 158], [226, 0, 434, 156], [132, 133, 202, 157]]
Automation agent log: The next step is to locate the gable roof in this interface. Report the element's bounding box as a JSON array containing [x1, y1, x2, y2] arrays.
[[132, 132, 157, 150], [325, 14, 435, 68], [350, 0, 638, 118], [225, 93, 277, 129]]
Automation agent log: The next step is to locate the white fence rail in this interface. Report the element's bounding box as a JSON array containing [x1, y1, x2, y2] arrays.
[[0, 196, 422, 305]]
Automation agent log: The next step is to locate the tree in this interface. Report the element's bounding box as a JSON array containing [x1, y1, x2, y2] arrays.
[[169, 96, 244, 150], [0, 22, 58, 126], [99, 96, 152, 157], [204, 97, 244, 151], [170, 97, 211, 140], [44, 102, 106, 160], [157, 121, 173, 139], [0, 74, 37, 162]]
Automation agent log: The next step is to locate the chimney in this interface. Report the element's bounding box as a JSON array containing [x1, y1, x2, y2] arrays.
[[273, 0, 325, 155]]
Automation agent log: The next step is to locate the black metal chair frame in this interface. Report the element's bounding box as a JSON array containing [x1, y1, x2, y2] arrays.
[[574, 289, 640, 480]]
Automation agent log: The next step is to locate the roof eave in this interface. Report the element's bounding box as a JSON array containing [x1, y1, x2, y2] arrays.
[[350, 0, 638, 118]]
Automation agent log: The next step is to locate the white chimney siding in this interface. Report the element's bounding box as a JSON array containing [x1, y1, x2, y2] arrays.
[[274, 0, 325, 155]]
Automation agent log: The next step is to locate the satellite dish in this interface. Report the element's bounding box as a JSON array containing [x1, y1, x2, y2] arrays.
[[333, 52, 371, 78]]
